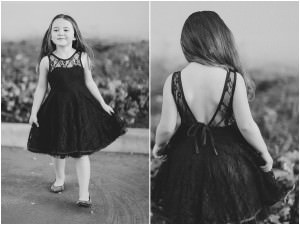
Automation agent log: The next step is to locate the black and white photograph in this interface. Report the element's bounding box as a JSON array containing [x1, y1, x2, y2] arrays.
[[2, 0, 300, 224], [151, 1, 298, 224], [2, 1, 149, 223]]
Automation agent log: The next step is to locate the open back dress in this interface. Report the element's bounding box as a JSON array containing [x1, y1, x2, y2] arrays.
[[152, 70, 285, 223], [27, 51, 126, 158]]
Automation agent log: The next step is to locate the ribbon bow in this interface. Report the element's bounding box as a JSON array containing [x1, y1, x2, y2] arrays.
[[187, 122, 218, 156]]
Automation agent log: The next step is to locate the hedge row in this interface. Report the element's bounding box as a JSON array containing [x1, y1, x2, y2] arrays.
[[1, 39, 149, 128]]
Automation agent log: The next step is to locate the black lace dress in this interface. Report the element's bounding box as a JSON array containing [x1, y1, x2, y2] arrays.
[[152, 70, 285, 223], [27, 51, 126, 158]]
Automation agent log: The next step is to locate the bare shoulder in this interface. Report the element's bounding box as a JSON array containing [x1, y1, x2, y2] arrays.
[[40, 56, 49, 66], [163, 73, 174, 90], [81, 51, 88, 59], [235, 72, 243, 79], [80, 52, 90, 68], [39, 56, 49, 71], [233, 72, 248, 99], [165, 73, 173, 84], [235, 72, 246, 86]]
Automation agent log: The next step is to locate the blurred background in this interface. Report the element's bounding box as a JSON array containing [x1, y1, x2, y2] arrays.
[[2, 1, 149, 128], [1, 2, 149, 223], [151, 1, 298, 224]]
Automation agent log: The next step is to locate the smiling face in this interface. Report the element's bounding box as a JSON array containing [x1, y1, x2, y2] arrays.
[[51, 18, 76, 47]]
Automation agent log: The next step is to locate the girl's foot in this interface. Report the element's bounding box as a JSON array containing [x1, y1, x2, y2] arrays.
[[53, 178, 64, 187], [50, 180, 65, 193], [76, 196, 92, 208]]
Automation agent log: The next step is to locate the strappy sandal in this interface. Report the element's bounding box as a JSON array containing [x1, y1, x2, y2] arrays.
[[76, 196, 92, 208], [50, 182, 65, 193]]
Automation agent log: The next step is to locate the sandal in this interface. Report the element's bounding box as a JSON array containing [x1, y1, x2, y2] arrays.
[[50, 182, 65, 193], [76, 196, 92, 208]]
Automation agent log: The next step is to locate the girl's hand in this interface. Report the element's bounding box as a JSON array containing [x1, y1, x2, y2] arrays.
[[260, 152, 273, 172], [152, 144, 167, 159], [29, 114, 39, 127], [102, 104, 114, 115]]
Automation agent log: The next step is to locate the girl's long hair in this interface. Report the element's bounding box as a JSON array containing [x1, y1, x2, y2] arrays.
[[37, 14, 93, 71], [180, 11, 255, 100]]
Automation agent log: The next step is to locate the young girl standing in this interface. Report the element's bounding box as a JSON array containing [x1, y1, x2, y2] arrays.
[[27, 14, 126, 207], [152, 11, 286, 223]]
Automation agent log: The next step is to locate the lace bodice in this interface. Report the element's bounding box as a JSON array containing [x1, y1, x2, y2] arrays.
[[171, 70, 237, 127], [48, 51, 82, 72]]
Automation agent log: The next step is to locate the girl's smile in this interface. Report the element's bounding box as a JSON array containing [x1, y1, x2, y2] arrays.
[[51, 18, 75, 47]]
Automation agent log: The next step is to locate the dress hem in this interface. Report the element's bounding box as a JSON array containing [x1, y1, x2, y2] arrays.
[[27, 133, 125, 158], [240, 208, 262, 223], [152, 184, 295, 224], [240, 184, 294, 224]]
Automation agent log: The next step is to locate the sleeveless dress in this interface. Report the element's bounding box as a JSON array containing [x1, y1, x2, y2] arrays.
[[152, 70, 286, 223], [27, 51, 126, 158]]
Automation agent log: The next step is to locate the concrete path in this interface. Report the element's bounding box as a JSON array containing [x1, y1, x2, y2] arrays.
[[1, 146, 149, 224]]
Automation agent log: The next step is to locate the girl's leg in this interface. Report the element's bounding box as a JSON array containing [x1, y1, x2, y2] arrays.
[[53, 157, 66, 186], [75, 155, 90, 201]]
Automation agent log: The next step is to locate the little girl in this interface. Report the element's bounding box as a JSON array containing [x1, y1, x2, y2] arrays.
[[27, 14, 126, 207], [152, 11, 286, 223]]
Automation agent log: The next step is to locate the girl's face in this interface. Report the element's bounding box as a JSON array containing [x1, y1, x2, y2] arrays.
[[51, 18, 76, 47]]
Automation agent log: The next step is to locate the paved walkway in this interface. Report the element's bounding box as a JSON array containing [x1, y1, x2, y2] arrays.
[[1, 147, 149, 224]]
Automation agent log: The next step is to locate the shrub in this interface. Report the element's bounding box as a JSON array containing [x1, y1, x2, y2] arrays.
[[1, 39, 149, 128]]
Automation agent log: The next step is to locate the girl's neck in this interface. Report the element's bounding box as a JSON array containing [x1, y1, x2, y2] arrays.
[[54, 46, 76, 58], [186, 62, 212, 71], [184, 62, 226, 74]]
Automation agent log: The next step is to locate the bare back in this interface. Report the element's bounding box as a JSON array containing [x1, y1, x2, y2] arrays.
[[172, 63, 236, 127]]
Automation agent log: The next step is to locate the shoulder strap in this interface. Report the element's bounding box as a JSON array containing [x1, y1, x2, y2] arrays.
[[171, 71, 188, 118], [47, 55, 51, 72], [171, 71, 179, 105], [229, 71, 237, 107], [48, 54, 59, 72], [79, 51, 83, 67], [207, 69, 230, 125]]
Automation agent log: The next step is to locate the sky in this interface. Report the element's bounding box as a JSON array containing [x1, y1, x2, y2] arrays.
[[1, 1, 299, 70], [1, 1, 149, 41], [151, 1, 299, 70]]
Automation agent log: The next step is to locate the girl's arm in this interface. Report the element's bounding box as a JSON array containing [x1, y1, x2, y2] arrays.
[[153, 75, 178, 157], [29, 56, 49, 126], [233, 73, 273, 172], [81, 52, 113, 115]]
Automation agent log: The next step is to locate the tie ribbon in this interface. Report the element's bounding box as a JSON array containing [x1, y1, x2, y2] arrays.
[[187, 122, 218, 156]]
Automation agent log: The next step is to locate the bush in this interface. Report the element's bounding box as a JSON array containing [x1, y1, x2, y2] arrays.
[[1, 39, 149, 128]]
